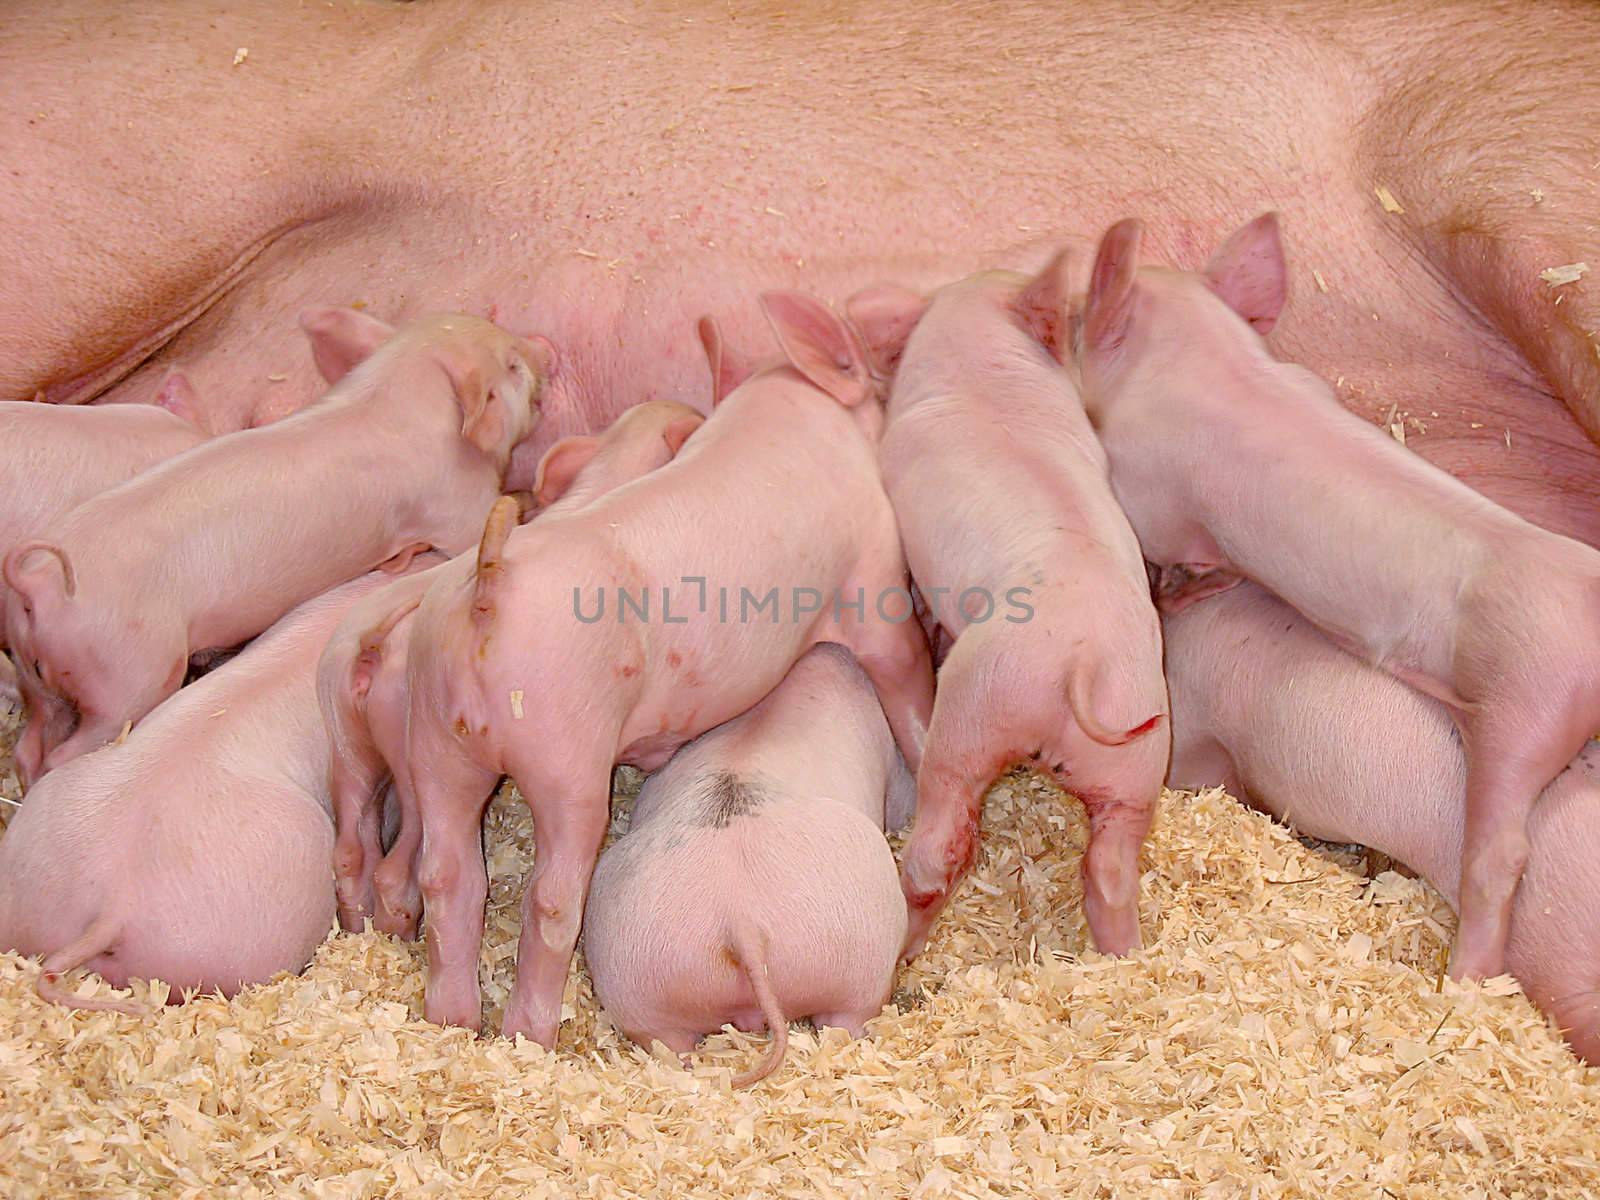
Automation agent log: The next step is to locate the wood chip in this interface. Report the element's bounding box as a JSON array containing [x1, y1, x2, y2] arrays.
[[232, 47, 248, 66], [509, 689, 524, 719], [1540, 262, 1589, 289], [1313, 269, 1329, 294], [3, 712, 1599, 1196], [1374, 184, 1405, 214]]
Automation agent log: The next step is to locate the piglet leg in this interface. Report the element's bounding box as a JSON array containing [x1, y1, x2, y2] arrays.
[[501, 757, 613, 1047], [897, 634, 1012, 960], [330, 756, 389, 931], [372, 767, 427, 940], [1078, 788, 1156, 956], [1452, 733, 1560, 979], [412, 751, 502, 1030], [840, 582, 935, 773]]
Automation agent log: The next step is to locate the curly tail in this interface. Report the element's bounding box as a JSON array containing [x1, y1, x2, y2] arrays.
[[730, 921, 788, 1088], [473, 495, 521, 624], [1068, 660, 1165, 748], [35, 913, 149, 1015]]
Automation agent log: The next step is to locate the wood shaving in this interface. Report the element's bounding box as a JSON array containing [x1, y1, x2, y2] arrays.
[[1313, 269, 1329, 294], [232, 47, 248, 67], [1374, 184, 1405, 214], [3, 716, 1599, 1195], [1540, 262, 1589, 289]]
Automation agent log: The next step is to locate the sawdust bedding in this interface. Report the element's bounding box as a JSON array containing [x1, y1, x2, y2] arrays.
[[3, 704, 1599, 1200]]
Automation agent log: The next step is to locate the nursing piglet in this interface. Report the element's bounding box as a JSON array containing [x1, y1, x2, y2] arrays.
[[6, 309, 550, 782], [1163, 583, 1600, 1064], [396, 292, 932, 1046], [0, 571, 395, 1009], [1077, 214, 1600, 981], [584, 643, 911, 1086], [0, 388, 209, 704], [320, 400, 704, 936], [848, 259, 1167, 960]]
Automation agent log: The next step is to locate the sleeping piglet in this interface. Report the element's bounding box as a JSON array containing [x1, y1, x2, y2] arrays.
[[0, 570, 397, 1010], [583, 642, 912, 1086], [5, 308, 551, 783], [1163, 583, 1600, 1064]]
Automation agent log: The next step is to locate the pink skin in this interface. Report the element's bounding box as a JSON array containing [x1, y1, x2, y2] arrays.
[[316, 554, 449, 934], [4, 309, 554, 785], [321, 399, 706, 938], [0, 571, 394, 1011], [583, 643, 913, 1087], [1076, 214, 1600, 982], [7, 7, 1600, 566], [1163, 583, 1600, 1064], [0, 391, 208, 705], [399, 292, 933, 1046], [848, 260, 1168, 961]]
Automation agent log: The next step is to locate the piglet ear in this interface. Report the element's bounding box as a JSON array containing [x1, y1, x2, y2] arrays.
[[844, 284, 929, 376], [439, 344, 541, 462], [151, 369, 207, 432], [695, 317, 752, 407], [503, 437, 544, 494], [760, 290, 874, 408], [661, 413, 703, 456], [1082, 219, 1145, 353], [1203, 212, 1287, 333], [1014, 247, 1073, 360], [531, 435, 601, 507], [298, 307, 395, 384]]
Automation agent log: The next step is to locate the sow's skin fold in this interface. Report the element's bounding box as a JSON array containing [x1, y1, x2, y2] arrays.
[[1163, 583, 1600, 1064], [583, 643, 913, 1087], [0, 571, 395, 1011], [4, 308, 551, 785], [396, 291, 933, 1048], [1076, 213, 1600, 982], [318, 399, 705, 938], [848, 255, 1168, 962]]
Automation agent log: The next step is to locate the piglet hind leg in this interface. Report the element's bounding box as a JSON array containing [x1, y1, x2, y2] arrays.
[[372, 768, 428, 940], [412, 752, 503, 1031], [1451, 711, 1596, 980], [840, 594, 936, 774], [897, 635, 1018, 961], [330, 762, 389, 932], [1076, 783, 1160, 957], [500, 752, 614, 1048]]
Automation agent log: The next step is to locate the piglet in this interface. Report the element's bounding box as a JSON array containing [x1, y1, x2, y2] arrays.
[[0, 570, 396, 1009], [584, 643, 911, 1085], [320, 399, 705, 936], [1164, 582, 1600, 1063], [395, 292, 932, 1047], [0, 386, 209, 704], [848, 258, 1168, 961], [6, 309, 551, 783], [1077, 213, 1600, 981]]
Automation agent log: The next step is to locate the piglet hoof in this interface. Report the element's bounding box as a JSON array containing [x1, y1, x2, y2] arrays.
[[423, 986, 484, 1034], [335, 903, 372, 935], [502, 1008, 558, 1050], [372, 900, 420, 941], [899, 906, 936, 964]]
